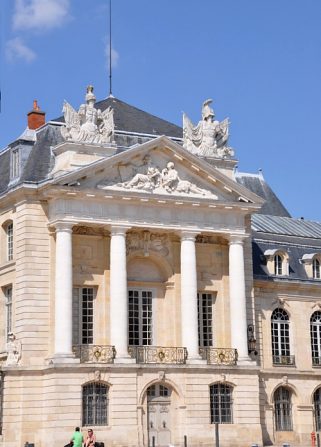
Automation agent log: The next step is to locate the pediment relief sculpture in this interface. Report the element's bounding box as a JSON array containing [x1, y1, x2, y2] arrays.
[[183, 99, 234, 159], [127, 231, 170, 257], [98, 155, 217, 198], [61, 85, 114, 144]]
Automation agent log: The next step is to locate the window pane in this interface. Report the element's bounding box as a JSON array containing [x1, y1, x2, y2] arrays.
[[128, 290, 152, 346], [271, 309, 290, 359], [82, 288, 94, 344], [210, 384, 233, 424], [198, 293, 213, 347], [5, 287, 12, 341], [274, 387, 292, 431], [83, 383, 108, 426], [7, 223, 13, 262]]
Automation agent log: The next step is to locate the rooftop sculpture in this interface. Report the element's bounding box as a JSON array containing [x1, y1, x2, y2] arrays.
[[183, 99, 234, 158], [61, 85, 114, 144]]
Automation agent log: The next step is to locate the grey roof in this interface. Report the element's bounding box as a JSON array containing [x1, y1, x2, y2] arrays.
[[54, 96, 183, 139], [235, 172, 290, 217], [252, 214, 321, 239]]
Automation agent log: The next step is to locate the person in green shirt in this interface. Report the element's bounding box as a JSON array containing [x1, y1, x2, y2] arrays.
[[70, 427, 84, 447]]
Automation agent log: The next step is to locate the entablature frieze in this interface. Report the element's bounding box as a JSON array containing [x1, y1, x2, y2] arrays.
[[48, 196, 250, 237]]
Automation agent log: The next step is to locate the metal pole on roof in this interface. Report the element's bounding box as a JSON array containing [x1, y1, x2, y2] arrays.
[[109, 0, 113, 97]]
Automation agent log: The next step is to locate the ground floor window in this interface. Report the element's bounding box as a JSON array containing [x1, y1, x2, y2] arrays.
[[274, 386, 293, 431], [210, 383, 233, 424], [82, 382, 108, 426]]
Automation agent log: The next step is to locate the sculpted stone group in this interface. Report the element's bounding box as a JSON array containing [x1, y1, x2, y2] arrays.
[[61, 85, 114, 144], [100, 155, 216, 198], [183, 99, 234, 158]]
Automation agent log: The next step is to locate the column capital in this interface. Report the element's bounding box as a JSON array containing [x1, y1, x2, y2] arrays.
[[110, 225, 131, 237], [54, 221, 75, 233], [228, 234, 248, 245], [180, 230, 199, 242]]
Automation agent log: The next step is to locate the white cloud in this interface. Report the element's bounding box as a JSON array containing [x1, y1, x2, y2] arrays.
[[105, 41, 119, 70], [13, 0, 70, 32], [6, 37, 37, 63]]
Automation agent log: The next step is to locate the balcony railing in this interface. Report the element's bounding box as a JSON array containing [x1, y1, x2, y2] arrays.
[[73, 345, 116, 363], [129, 346, 187, 364], [199, 347, 238, 365], [312, 357, 321, 367], [272, 355, 295, 366]]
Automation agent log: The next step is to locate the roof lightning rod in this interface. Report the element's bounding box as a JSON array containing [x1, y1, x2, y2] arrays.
[[109, 0, 113, 97]]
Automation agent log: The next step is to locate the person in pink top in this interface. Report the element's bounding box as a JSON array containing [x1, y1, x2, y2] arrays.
[[84, 428, 96, 447]]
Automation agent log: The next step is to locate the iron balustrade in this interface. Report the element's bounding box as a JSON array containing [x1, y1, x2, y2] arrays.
[[73, 345, 116, 363], [199, 347, 238, 365], [272, 355, 295, 366], [129, 346, 187, 364]]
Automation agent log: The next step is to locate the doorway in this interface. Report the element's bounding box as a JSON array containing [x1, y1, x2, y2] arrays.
[[147, 384, 171, 447]]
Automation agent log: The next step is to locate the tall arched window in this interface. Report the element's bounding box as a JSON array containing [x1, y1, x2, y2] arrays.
[[274, 386, 293, 431], [314, 388, 321, 431], [271, 308, 294, 365], [82, 382, 109, 426], [313, 258, 321, 280], [210, 383, 233, 424], [311, 312, 321, 366], [274, 255, 283, 275]]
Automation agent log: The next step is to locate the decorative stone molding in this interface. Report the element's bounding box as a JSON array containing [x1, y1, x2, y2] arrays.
[[73, 226, 108, 237], [183, 99, 234, 158], [159, 371, 166, 381], [5, 333, 21, 367], [61, 85, 114, 145], [126, 230, 170, 257], [98, 156, 216, 198]]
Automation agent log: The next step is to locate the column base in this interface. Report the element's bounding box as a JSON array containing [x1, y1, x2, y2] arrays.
[[186, 358, 207, 365], [47, 353, 80, 365], [114, 356, 136, 364], [237, 356, 256, 365]]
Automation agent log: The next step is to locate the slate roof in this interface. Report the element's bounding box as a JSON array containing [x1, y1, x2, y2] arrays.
[[53, 96, 183, 139], [251, 214, 321, 281], [235, 171, 290, 218]]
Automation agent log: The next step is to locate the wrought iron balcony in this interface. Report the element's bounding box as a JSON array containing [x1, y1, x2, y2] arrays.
[[73, 345, 116, 363], [199, 347, 238, 365], [129, 346, 187, 364], [272, 355, 295, 366]]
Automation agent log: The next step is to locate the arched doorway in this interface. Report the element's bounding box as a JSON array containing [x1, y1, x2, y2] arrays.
[[147, 384, 172, 447]]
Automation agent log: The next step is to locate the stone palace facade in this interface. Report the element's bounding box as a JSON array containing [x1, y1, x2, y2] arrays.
[[0, 88, 320, 447]]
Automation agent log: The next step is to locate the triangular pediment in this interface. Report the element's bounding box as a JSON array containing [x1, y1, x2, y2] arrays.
[[52, 136, 264, 207]]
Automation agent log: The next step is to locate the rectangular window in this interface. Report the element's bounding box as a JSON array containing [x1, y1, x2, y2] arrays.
[[11, 149, 20, 179], [210, 384, 233, 424], [7, 223, 13, 262], [72, 287, 95, 345], [198, 293, 214, 347], [5, 287, 12, 341], [128, 289, 153, 346]]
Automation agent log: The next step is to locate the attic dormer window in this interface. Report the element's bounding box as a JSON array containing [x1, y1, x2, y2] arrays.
[[301, 253, 321, 280], [264, 249, 289, 277], [10, 148, 20, 179]]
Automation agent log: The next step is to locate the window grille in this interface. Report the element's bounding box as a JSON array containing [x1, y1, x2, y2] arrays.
[[128, 290, 152, 346], [271, 308, 291, 364], [198, 293, 213, 347], [7, 223, 13, 262], [274, 255, 283, 275], [5, 287, 12, 341], [210, 383, 233, 424], [314, 388, 321, 431], [311, 311, 321, 366], [72, 288, 95, 345], [82, 382, 108, 426], [274, 387, 293, 431], [313, 259, 321, 279]]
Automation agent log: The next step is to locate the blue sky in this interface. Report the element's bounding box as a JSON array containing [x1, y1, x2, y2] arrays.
[[0, 0, 321, 221]]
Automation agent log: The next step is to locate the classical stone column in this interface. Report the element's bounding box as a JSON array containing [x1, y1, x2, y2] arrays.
[[229, 235, 250, 361], [180, 231, 201, 361], [54, 222, 74, 359], [110, 225, 132, 362]]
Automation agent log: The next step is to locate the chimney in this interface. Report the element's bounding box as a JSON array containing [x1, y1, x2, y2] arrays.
[[27, 100, 45, 130]]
